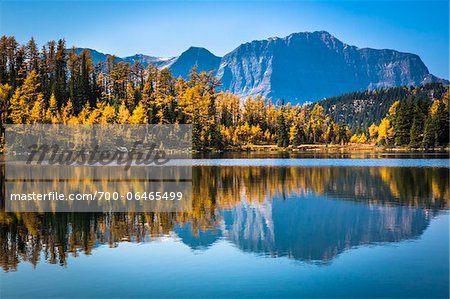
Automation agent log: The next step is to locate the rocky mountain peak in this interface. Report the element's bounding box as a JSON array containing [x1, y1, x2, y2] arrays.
[[76, 31, 445, 104]]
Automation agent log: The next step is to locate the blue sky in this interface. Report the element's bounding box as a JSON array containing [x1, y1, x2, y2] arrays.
[[1, 0, 448, 79]]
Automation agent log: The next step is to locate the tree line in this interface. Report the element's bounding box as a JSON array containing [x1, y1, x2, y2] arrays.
[[320, 83, 448, 131], [0, 36, 448, 150], [348, 94, 449, 148]]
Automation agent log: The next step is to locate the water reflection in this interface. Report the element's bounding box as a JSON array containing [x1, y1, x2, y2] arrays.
[[0, 165, 448, 271], [188, 197, 435, 263]]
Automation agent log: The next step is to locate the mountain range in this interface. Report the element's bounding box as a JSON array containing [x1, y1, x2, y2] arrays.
[[75, 31, 446, 104]]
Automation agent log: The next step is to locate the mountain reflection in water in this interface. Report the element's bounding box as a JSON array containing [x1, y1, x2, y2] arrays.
[[0, 165, 448, 271]]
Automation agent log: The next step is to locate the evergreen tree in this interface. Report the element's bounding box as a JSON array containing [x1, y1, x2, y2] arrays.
[[54, 39, 67, 106], [434, 101, 449, 146], [409, 100, 428, 147], [0, 36, 8, 84], [276, 100, 289, 147], [26, 37, 39, 73], [393, 101, 412, 145], [422, 115, 437, 148], [423, 100, 449, 148], [67, 49, 81, 112], [80, 48, 93, 106], [0, 83, 12, 147]]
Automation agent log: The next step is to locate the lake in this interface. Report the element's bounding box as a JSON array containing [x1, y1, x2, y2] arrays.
[[0, 156, 449, 298]]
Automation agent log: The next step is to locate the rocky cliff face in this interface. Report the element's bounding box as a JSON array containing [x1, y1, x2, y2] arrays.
[[78, 31, 444, 104], [216, 31, 442, 104]]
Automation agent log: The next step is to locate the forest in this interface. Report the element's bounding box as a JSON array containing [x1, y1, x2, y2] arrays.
[[0, 36, 448, 151], [320, 83, 448, 131]]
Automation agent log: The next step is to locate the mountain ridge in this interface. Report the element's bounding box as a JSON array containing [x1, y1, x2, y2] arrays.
[[74, 31, 446, 104]]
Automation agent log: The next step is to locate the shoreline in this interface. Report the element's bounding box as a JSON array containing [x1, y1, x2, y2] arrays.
[[194, 144, 450, 154], [1, 144, 450, 156]]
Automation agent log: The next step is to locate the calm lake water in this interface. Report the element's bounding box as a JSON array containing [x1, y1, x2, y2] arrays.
[[0, 156, 449, 298]]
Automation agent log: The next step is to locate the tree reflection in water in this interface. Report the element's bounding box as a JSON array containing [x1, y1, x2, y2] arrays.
[[0, 165, 448, 271]]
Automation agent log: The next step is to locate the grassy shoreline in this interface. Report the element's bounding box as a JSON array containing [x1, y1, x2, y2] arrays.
[[1, 143, 449, 156], [195, 144, 450, 153]]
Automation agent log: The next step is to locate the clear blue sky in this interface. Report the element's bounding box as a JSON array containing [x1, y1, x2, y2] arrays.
[[1, 0, 448, 79]]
